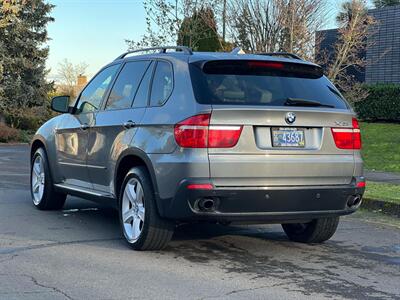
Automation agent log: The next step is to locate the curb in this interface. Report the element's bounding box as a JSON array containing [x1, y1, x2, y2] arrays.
[[0, 143, 29, 146], [361, 198, 400, 218]]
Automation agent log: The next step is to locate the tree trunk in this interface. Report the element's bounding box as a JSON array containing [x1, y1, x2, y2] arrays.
[[0, 113, 5, 125]]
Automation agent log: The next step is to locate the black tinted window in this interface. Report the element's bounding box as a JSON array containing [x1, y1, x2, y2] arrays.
[[105, 61, 150, 110], [133, 61, 154, 108], [78, 64, 119, 113], [190, 61, 348, 109], [150, 61, 173, 106]]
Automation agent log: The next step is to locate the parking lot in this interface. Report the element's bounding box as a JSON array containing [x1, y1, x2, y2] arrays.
[[0, 144, 399, 300]]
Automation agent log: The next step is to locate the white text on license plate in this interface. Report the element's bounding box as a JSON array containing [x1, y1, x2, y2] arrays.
[[272, 128, 305, 147]]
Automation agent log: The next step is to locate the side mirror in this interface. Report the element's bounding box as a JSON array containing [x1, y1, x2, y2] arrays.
[[51, 96, 70, 113]]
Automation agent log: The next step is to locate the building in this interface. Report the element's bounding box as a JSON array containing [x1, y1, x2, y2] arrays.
[[316, 4, 400, 84], [77, 75, 88, 91], [316, 28, 366, 82], [366, 5, 400, 83], [55, 75, 88, 97]]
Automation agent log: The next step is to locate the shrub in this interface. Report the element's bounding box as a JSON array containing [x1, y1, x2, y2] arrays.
[[4, 106, 50, 131], [354, 84, 400, 122], [17, 107, 48, 131], [0, 123, 20, 143]]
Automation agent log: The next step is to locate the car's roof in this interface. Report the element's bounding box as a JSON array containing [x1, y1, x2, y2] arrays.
[[187, 52, 318, 66], [111, 50, 319, 67]]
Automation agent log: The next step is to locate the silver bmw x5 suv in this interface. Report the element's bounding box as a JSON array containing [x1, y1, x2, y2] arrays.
[[30, 46, 365, 250]]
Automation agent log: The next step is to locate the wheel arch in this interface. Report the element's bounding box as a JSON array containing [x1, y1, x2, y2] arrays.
[[30, 135, 48, 160], [114, 148, 164, 216]]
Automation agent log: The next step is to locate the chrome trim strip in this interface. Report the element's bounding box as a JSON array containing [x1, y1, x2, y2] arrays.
[[54, 183, 109, 197], [58, 161, 86, 167], [209, 125, 242, 130], [58, 161, 106, 169], [86, 164, 107, 169]]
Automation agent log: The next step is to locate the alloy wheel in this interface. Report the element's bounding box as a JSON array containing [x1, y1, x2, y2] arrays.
[[31, 155, 45, 205], [122, 178, 145, 242]]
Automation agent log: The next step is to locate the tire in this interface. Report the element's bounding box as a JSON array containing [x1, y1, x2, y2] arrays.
[[119, 166, 174, 250], [282, 216, 340, 243], [30, 148, 67, 210]]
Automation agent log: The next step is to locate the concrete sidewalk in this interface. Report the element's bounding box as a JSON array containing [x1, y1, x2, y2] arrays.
[[365, 170, 400, 185]]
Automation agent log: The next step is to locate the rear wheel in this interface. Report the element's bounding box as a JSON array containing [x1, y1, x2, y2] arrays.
[[119, 166, 174, 250], [282, 216, 339, 243], [30, 148, 66, 210]]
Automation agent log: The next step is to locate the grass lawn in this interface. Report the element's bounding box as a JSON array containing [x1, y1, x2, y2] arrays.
[[360, 122, 400, 173], [364, 181, 400, 204]]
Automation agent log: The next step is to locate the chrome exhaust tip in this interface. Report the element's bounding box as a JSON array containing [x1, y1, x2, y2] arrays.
[[196, 198, 216, 212], [347, 195, 362, 208]]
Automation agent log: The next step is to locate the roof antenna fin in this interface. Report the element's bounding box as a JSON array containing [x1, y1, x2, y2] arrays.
[[231, 47, 246, 55]]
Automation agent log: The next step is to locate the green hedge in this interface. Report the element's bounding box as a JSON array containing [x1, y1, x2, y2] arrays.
[[354, 84, 400, 122]]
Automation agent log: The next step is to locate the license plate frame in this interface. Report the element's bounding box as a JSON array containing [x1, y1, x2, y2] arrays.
[[271, 127, 305, 148]]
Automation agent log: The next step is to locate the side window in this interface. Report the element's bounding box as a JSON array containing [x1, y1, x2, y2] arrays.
[[133, 61, 154, 108], [150, 61, 173, 106], [77, 64, 119, 113], [105, 61, 150, 110]]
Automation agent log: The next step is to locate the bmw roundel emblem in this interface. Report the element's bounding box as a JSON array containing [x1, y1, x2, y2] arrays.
[[285, 112, 296, 124]]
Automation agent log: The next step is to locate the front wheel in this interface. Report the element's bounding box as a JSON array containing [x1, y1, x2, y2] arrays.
[[30, 148, 66, 210], [282, 217, 339, 243], [119, 166, 174, 250]]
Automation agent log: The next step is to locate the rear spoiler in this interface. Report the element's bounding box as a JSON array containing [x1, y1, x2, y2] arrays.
[[196, 60, 323, 79]]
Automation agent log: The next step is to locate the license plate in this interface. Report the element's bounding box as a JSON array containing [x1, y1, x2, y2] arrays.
[[271, 128, 305, 147]]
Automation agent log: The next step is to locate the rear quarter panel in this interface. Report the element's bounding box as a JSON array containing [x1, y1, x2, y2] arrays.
[[129, 56, 212, 199]]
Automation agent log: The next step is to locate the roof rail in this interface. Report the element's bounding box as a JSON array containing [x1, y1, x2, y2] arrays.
[[257, 52, 302, 60], [115, 46, 193, 60]]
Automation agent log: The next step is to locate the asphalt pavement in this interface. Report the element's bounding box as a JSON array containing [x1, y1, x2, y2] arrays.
[[364, 170, 400, 185], [0, 144, 399, 300]]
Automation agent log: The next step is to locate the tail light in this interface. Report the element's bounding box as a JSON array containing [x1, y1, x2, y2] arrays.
[[331, 118, 362, 150], [174, 113, 243, 148], [174, 114, 209, 148]]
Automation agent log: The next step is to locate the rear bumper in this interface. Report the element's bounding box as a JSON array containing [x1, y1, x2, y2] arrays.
[[158, 179, 365, 222]]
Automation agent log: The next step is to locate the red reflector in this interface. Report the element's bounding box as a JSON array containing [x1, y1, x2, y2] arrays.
[[247, 61, 284, 69], [174, 114, 243, 148], [356, 181, 366, 188], [331, 118, 362, 150], [187, 184, 213, 190]]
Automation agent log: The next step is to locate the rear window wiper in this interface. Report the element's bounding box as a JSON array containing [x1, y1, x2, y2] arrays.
[[284, 97, 335, 108]]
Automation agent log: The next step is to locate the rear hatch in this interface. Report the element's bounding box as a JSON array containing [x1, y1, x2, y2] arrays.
[[189, 59, 358, 187]]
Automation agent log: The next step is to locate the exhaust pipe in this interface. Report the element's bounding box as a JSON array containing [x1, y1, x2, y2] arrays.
[[197, 198, 216, 212], [353, 195, 362, 207], [347, 195, 362, 208]]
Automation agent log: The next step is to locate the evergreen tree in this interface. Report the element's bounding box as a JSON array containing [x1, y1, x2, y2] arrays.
[[0, 0, 20, 103], [374, 0, 400, 8], [177, 7, 221, 52], [0, 0, 54, 127]]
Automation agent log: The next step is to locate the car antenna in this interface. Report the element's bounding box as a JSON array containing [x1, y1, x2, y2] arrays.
[[231, 47, 246, 55]]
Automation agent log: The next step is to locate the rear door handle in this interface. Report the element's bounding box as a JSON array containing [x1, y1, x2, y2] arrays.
[[123, 120, 136, 129], [80, 123, 90, 130]]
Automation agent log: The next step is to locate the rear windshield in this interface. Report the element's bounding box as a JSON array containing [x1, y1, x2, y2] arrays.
[[189, 60, 348, 109]]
